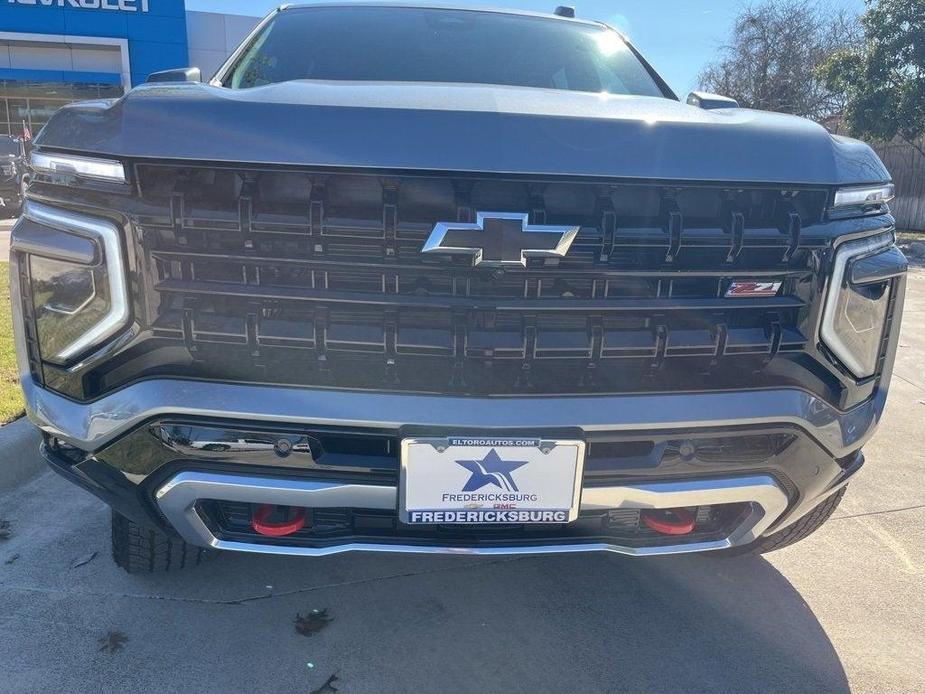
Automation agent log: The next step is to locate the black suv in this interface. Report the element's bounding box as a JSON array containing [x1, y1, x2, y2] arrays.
[[12, 5, 907, 573]]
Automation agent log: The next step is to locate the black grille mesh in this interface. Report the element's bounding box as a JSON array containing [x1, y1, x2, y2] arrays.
[[130, 165, 825, 395], [201, 499, 746, 549]]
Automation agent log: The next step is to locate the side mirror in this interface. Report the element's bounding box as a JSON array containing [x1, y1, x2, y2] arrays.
[[686, 91, 739, 110], [147, 67, 202, 84]]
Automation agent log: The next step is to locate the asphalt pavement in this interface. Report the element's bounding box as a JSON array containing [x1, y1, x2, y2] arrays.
[[0, 270, 922, 694]]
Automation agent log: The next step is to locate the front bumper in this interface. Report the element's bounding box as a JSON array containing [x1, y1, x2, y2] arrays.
[[26, 374, 875, 557], [155, 471, 789, 557], [24, 374, 885, 458]]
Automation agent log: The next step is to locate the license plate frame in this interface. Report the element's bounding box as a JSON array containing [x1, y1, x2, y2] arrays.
[[399, 436, 585, 525]]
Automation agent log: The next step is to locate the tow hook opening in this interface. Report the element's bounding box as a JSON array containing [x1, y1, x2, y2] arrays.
[[251, 504, 309, 537], [639, 507, 697, 535]]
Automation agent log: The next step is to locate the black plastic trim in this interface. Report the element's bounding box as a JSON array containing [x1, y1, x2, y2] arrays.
[[849, 246, 908, 286], [11, 218, 99, 265]]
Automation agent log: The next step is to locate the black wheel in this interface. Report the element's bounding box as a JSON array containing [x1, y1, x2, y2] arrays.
[[110, 510, 213, 573], [722, 486, 846, 556]]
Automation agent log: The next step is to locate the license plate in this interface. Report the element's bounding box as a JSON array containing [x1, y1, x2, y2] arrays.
[[400, 437, 585, 524]]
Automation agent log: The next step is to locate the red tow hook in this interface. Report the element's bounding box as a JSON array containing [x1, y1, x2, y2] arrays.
[[640, 508, 696, 536], [251, 504, 308, 537]]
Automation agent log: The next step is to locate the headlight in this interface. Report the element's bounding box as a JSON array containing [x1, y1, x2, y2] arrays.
[[13, 201, 129, 364], [820, 232, 906, 378], [831, 184, 894, 215], [30, 151, 126, 183]]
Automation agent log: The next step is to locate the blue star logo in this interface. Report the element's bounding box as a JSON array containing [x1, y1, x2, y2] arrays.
[[456, 449, 528, 492]]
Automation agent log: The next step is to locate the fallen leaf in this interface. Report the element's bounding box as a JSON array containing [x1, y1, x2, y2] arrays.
[[310, 673, 340, 694], [295, 609, 334, 637], [97, 631, 128, 654], [70, 552, 98, 569], [4, 554, 19, 565], [0, 520, 11, 541]]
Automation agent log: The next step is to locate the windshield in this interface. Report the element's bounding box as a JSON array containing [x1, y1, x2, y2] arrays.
[[0, 136, 19, 157], [224, 7, 667, 98]]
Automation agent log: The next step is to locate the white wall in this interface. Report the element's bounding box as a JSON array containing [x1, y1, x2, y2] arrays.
[[0, 32, 131, 87], [186, 11, 259, 80], [0, 40, 122, 74]]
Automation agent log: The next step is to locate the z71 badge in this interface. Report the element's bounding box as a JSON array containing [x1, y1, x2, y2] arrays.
[[725, 281, 783, 298]]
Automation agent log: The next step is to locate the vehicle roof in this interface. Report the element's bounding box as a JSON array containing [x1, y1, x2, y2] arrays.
[[278, 3, 606, 29]]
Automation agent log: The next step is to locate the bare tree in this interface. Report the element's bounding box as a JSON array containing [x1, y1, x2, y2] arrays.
[[698, 0, 861, 121]]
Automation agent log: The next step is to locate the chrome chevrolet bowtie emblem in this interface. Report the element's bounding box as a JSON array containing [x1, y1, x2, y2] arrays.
[[422, 212, 580, 268]]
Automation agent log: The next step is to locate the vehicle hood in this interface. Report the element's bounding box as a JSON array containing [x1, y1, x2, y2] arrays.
[[36, 81, 889, 185]]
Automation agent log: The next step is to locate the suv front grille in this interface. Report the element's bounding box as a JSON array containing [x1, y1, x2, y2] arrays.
[[117, 165, 828, 396]]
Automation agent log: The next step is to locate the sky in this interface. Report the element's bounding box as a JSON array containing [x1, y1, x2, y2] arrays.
[[185, 0, 866, 96]]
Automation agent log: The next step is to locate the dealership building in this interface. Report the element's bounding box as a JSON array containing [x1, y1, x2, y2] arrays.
[[0, 0, 260, 138]]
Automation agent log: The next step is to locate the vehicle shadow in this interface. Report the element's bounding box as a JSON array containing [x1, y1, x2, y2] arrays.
[[177, 548, 850, 693], [538, 551, 851, 693]]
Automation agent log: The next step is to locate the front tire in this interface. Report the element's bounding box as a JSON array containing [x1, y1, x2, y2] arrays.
[[724, 486, 846, 555], [110, 510, 212, 573]]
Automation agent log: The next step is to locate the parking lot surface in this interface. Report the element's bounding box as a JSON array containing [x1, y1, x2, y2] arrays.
[[0, 270, 923, 694]]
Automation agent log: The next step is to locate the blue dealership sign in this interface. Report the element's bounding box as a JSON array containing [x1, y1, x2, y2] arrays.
[[0, 0, 189, 88]]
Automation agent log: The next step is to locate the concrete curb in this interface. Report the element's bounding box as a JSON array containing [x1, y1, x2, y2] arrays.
[[0, 418, 44, 494]]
